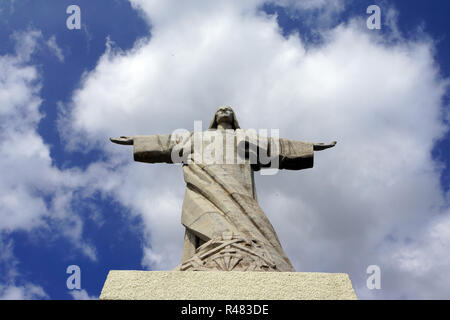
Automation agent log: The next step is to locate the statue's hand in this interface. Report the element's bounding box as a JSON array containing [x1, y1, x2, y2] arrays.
[[110, 136, 134, 145], [313, 141, 336, 151]]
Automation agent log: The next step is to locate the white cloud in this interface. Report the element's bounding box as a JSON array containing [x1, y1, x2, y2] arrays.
[[275, 0, 345, 28], [10, 29, 43, 62], [9, 30, 65, 63], [0, 239, 49, 300], [0, 29, 113, 298], [0, 29, 99, 262], [368, 210, 450, 299], [58, 0, 449, 299], [69, 289, 98, 300], [0, 283, 48, 300], [46, 35, 65, 62]]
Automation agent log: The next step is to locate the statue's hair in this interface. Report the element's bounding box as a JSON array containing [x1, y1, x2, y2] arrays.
[[208, 106, 240, 130]]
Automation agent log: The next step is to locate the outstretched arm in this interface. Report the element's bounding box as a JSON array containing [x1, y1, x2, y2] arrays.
[[270, 138, 337, 170], [110, 134, 177, 163]]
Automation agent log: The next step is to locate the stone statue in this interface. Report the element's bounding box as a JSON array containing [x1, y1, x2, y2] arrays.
[[111, 106, 335, 272]]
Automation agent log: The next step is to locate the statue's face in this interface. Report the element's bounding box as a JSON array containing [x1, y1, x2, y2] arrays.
[[215, 107, 234, 125]]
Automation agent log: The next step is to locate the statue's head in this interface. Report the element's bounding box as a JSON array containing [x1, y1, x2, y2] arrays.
[[209, 106, 240, 130]]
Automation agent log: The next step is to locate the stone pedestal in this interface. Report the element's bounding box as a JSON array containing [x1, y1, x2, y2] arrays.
[[100, 271, 357, 300]]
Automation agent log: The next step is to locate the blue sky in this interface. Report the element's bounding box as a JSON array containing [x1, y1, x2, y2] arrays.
[[0, 0, 449, 299]]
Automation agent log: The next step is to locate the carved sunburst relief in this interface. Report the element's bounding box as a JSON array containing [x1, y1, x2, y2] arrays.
[[178, 232, 278, 271]]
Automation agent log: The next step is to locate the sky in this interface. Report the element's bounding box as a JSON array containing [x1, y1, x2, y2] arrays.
[[0, 0, 449, 300]]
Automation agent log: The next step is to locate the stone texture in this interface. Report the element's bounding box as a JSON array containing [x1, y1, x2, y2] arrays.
[[100, 271, 357, 300]]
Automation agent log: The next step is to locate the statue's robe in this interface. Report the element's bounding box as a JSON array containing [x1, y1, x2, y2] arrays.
[[132, 129, 314, 272]]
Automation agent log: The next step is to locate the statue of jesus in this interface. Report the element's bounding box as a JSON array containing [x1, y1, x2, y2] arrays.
[[111, 106, 335, 272]]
